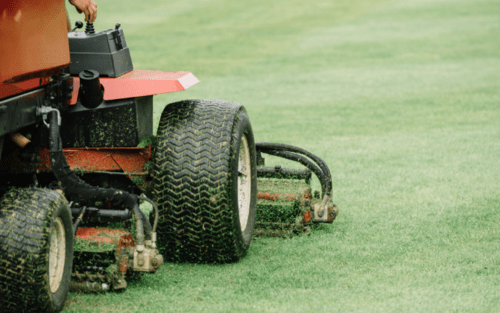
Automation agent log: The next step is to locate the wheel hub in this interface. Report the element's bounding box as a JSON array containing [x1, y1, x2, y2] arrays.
[[49, 217, 66, 293], [238, 135, 251, 232]]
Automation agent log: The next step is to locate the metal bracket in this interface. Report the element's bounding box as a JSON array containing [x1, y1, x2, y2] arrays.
[[37, 106, 61, 128], [312, 195, 338, 223]]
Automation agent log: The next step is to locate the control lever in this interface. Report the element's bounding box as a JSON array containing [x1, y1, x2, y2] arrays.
[[71, 21, 84, 32], [85, 22, 96, 34], [113, 23, 123, 49]]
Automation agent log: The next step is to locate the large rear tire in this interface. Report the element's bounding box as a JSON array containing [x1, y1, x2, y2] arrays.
[[153, 99, 257, 263], [0, 188, 73, 312]]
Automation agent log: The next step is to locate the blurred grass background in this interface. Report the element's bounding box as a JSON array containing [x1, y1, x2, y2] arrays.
[[66, 0, 500, 311]]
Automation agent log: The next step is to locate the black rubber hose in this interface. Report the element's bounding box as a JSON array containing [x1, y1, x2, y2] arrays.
[[258, 148, 330, 197], [72, 206, 87, 236], [256, 142, 333, 198], [137, 195, 159, 233], [49, 151, 139, 209], [136, 204, 152, 235], [48, 111, 150, 245], [256, 142, 332, 183], [132, 203, 145, 244]]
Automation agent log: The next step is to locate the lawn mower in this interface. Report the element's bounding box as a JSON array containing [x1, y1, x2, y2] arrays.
[[0, 1, 337, 311]]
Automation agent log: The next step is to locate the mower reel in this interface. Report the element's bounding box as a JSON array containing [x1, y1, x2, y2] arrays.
[[69, 200, 162, 292], [255, 143, 338, 237]]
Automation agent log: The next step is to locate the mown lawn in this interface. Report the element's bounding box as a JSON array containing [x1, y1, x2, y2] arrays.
[[65, 0, 500, 311]]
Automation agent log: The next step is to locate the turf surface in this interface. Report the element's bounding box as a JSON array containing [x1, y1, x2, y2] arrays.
[[65, 0, 500, 311]]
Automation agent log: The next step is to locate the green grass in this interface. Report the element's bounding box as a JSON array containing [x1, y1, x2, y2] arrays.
[[65, 0, 500, 311]]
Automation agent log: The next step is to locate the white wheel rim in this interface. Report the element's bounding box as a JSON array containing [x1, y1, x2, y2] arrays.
[[49, 217, 66, 293], [238, 135, 251, 232]]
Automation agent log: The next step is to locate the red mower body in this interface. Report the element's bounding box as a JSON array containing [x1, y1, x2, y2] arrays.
[[0, 0, 69, 98]]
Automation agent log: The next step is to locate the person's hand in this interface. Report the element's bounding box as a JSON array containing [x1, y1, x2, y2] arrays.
[[69, 0, 97, 23]]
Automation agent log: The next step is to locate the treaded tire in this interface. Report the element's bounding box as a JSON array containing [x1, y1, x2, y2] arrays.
[[153, 99, 257, 263], [0, 188, 73, 312]]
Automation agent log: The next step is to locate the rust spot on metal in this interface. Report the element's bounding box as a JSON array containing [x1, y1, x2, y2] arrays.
[[0, 146, 152, 182], [303, 211, 311, 223], [75, 228, 132, 245], [257, 191, 301, 201]]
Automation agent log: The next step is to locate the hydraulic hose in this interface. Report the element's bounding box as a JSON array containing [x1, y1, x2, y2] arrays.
[[132, 204, 145, 245], [48, 111, 150, 245], [255, 142, 333, 198], [256, 142, 332, 183], [72, 206, 87, 236], [257, 148, 329, 197], [138, 195, 159, 233]]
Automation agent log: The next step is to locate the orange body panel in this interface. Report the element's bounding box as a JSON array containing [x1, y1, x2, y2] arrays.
[[0, 0, 70, 99]]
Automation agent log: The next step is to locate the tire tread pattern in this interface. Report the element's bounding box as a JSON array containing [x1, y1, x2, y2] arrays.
[[0, 188, 67, 313], [153, 99, 244, 263]]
